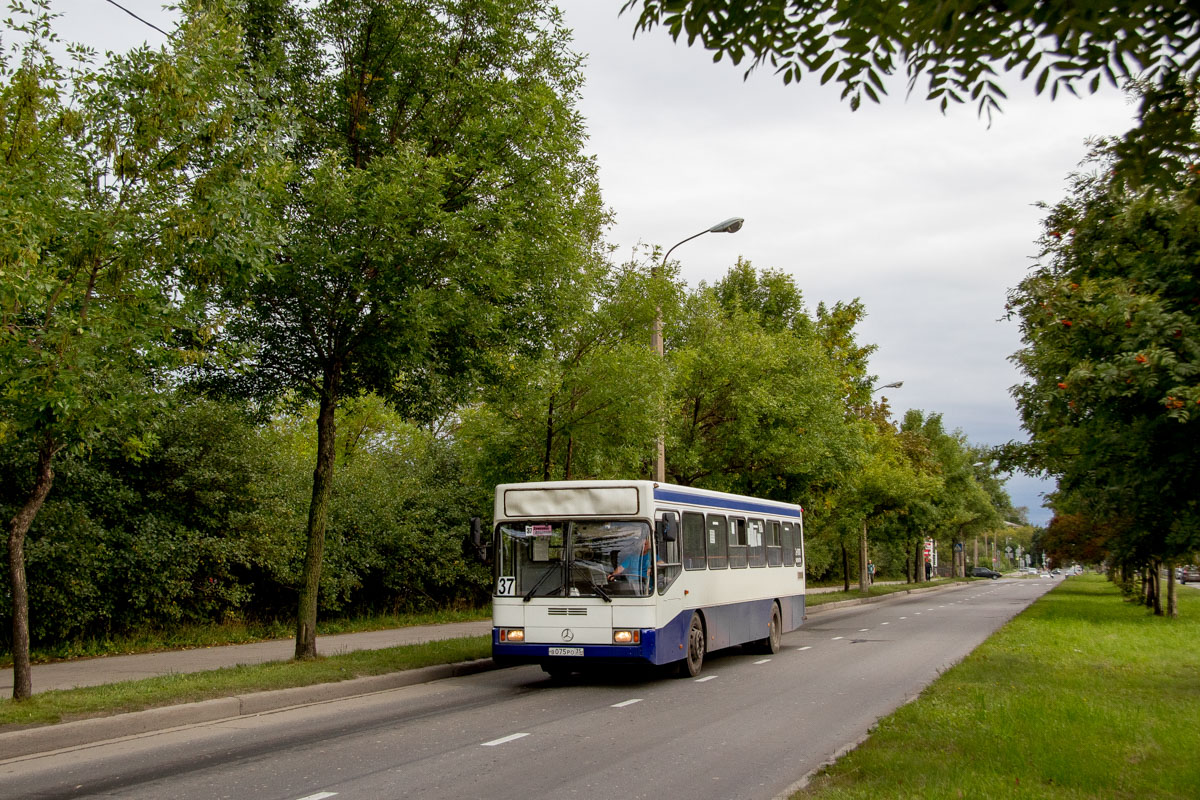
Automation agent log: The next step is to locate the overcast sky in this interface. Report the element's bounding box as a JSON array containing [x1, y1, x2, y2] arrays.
[[53, 1, 1141, 524]]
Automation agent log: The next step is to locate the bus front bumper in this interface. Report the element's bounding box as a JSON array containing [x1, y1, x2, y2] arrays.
[[492, 628, 674, 667]]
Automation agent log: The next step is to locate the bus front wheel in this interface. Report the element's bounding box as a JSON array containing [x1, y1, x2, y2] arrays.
[[681, 613, 706, 677]]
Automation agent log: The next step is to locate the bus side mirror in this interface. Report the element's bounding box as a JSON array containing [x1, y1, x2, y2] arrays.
[[656, 516, 678, 542]]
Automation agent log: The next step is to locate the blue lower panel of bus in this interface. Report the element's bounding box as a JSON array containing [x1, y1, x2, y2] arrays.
[[493, 594, 805, 669]]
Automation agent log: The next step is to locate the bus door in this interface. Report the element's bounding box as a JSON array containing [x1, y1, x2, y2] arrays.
[[655, 511, 683, 624]]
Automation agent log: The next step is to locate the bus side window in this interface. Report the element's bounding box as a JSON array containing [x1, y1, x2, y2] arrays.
[[729, 518, 748, 568], [748, 518, 766, 567], [682, 512, 706, 570], [782, 522, 795, 566], [767, 520, 782, 566], [707, 515, 728, 569]]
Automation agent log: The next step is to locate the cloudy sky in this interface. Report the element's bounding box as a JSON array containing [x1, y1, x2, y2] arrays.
[[53, 1, 1140, 523]]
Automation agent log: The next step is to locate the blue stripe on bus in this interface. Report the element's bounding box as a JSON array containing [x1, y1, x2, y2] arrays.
[[652, 487, 803, 518]]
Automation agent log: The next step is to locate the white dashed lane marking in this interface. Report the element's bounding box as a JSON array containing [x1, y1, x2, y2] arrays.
[[482, 733, 530, 747], [611, 699, 642, 708]]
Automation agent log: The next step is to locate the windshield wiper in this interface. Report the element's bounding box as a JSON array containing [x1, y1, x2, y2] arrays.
[[567, 559, 612, 603], [523, 566, 561, 602], [591, 581, 612, 603]]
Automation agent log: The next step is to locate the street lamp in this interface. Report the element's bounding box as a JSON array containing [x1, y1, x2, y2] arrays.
[[653, 217, 745, 482], [860, 380, 903, 590]]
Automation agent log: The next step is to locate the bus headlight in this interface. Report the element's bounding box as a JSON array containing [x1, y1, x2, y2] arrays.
[[612, 630, 640, 644], [499, 628, 524, 642]]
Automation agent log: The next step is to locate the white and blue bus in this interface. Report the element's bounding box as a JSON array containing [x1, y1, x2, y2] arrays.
[[490, 480, 806, 677]]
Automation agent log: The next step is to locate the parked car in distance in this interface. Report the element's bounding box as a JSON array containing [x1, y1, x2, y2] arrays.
[[970, 567, 1001, 579], [1181, 566, 1200, 584]]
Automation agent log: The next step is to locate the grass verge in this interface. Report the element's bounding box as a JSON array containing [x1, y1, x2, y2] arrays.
[[795, 574, 1200, 799], [0, 635, 491, 729], [0, 606, 491, 667]]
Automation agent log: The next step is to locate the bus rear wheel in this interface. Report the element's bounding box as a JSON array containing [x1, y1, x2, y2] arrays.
[[755, 603, 782, 654], [681, 613, 706, 677]]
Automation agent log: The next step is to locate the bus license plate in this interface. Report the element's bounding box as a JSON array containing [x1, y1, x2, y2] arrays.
[[548, 647, 583, 657]]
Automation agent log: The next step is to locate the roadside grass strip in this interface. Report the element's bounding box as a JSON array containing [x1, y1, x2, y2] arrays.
[[1, 607, 491, 668], [0, 636, 491, 729], [795, 574, 1200, 799]]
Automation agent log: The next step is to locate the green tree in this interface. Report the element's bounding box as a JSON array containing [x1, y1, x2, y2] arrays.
[[666, 262, 858, 500], [0, 1, 277, 698], [229, 0, 605, 658], [458, 259, 665, 487], [253, 396, 490, 616], [0, 397, 291, 651], [1005, 139, 1200, 614], [894, 411, 1003, 582]]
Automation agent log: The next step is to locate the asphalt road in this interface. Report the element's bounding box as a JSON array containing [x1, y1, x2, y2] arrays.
[[0, 579, 1056, 800]]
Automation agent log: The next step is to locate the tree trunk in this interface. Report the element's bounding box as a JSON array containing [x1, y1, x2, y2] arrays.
[[7, 436, 56, 700], [841, 542, 850, 592], [858, 520, 868, 593], [913, 538, 923, 584], [295, 383, 339, 660], [542, 396, 555, 482], [1166, 562, 1177, 618], [1152, 559, 1163, 617]]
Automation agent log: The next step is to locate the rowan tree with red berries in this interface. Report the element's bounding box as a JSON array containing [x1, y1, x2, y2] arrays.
[[1005, 127, 1200, 615]]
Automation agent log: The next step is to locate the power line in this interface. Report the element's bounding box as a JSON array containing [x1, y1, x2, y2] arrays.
[[102, 0, 170, 37]]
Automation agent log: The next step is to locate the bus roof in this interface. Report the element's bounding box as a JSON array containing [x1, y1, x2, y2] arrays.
[[494, 480, 803, 520]]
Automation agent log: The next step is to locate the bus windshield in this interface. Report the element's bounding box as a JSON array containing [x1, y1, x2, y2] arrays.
[[497, 519, 653, 599]]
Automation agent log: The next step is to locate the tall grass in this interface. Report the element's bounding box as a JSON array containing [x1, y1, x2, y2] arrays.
[[797, 575, 1200, 799]]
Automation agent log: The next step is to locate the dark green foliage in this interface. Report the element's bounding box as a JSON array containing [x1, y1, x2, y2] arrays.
[[625, 1, 1200, 121], [0, 398, 488, 654], [0, 401, 269, 647]]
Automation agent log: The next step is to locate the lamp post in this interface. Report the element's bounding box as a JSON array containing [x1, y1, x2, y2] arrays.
[[653, 217, 744, 482], [859, 380, 903, 591]]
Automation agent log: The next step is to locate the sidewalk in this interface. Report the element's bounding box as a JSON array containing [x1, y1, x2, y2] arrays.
[[1, 620, 493, 696]]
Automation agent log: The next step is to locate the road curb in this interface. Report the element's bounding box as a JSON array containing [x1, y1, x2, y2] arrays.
[[0, 658, 495, 762]]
